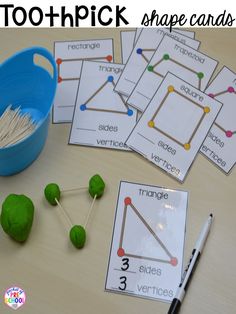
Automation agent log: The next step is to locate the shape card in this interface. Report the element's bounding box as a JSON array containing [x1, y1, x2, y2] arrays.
[[134, 28, 141, 44], [69, 61, 137, 151], [120, 30, 136, 64], [105, 181, 188, 303], [176, 28, 195, 39], [115, 28, 200, 98], [134, 28, 195, 44], [201, 66, 236, 174], [126, 73, 222, 182], [53, 39, 114, 123], [128, 35, 218, 112]]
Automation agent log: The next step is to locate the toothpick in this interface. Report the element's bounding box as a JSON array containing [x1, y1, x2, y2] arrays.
[[61, 187, 88, 193], [84, 194, 97, 229], [0, 106, 36, 148], [55, 198, 73, 228]]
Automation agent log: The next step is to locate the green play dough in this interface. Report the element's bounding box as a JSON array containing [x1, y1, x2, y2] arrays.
[[44, 183, 60, 205], [1, 194, 34, 242], [89, 174, 105, 198], [69, 225, 86, 249]]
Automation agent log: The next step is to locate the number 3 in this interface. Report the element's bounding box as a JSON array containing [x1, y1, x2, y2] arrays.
[[121, 258, 129, 271], [119, 276, 127, 291]]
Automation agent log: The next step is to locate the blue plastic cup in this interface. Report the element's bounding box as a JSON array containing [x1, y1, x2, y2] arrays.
[[0, 47, 57, 176]]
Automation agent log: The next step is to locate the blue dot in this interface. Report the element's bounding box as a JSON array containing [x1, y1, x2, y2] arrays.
[[80, 104, 86, 111], [136, 48, 142, 54], [127, 109, 133, 116], [108, 76, 114, 82]]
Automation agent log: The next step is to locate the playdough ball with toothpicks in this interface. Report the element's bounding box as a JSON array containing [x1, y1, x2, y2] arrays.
[[69, 225, 86, 249], [0, 194, 34, 243], [89, 174, 105, 198], [44, 183, 61, 205]]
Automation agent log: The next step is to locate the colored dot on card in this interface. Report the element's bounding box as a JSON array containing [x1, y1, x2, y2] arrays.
[[226, 130, 233, 138], [170, 257, 178, 266], [227, 86, 235, 93], [56, 58, 62, 65], [148, 120, 155, 128], [168, 85, 174, 93], [197, 72, 204, 79], [208, 93, 215, 98], [108, 76, 114, 82], [147, 65, 154, 72], [163, 54, 170, 60], [184, 143, 191, 150], [106, 55, 113, 62], [204, 106, 210, 113], [58, 76, 62, 83], [127, 109, 133, 116], [136, 48, 142, 54], [124, 197, 132, 205], [117, 248, 125, 257], [80, 104, 87, 111]]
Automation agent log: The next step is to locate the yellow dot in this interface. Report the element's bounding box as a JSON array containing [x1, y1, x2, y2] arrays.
[[168, 85, 174, 93], [184, 143, 191, 150], [204, 106, 210, 113], [148, 121, 155, 128]]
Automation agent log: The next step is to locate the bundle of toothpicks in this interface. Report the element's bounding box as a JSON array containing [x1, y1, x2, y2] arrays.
[[0, 106, 36, 148]]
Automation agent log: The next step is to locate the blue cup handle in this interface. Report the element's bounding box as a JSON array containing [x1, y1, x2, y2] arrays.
[[29, 47, 57, 86], [1, 46, 57, 87]]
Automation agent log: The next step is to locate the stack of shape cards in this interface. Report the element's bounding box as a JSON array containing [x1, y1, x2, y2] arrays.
[[69, 61, 137, 151], [53, 39, 114, 123], [115, 28, 200, 98], [134, 28, 195, 45], [175, 29, 196, 39], [201, 66, 236, 174], [105, 181, 188, 303], [127, 36, 218, 112], [126, 73, 222, 182]]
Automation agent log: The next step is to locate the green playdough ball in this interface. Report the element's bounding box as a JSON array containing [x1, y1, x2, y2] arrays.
[[69, 225, 86, 249], [89, 174, 105, 198], [0, 194, 34, 243], [44, 183, 60, 205]]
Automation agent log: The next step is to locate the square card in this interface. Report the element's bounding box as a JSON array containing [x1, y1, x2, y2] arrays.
[[120, 30, 136, 63], [201, 66, 236, 174], [126, 73, 223, 182], [127, 35, 218, 112], [105, 181, 188, 303], [114, 28, 200, 98], [53, 39, 114, 123], [69, 61, 137, 151]]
